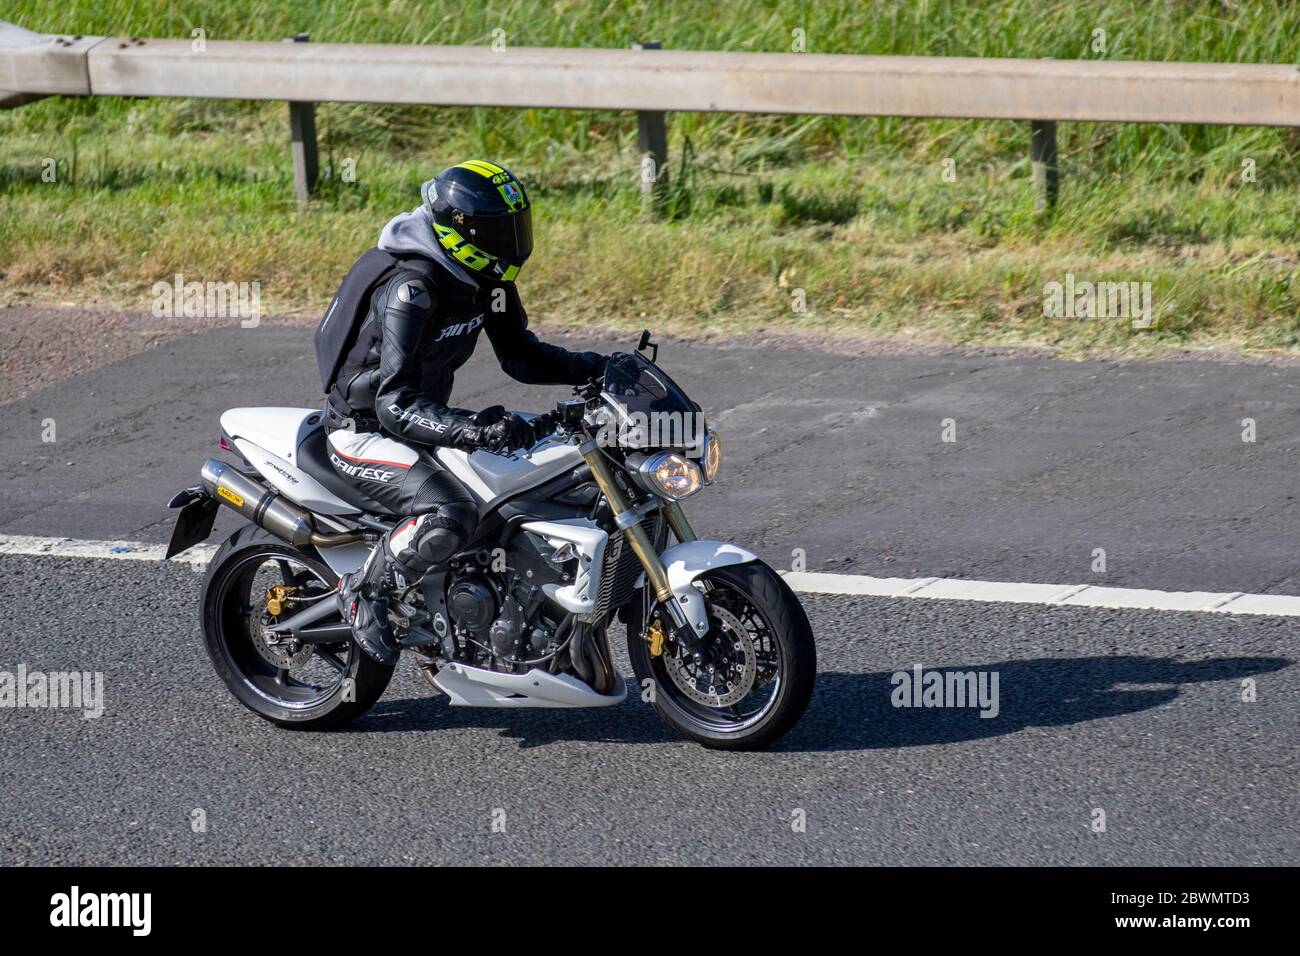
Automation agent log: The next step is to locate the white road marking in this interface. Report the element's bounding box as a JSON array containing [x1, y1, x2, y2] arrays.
[[0, 534, 218, 569], [2, 533, 1299, 617], [781, 570, 1300, 616]]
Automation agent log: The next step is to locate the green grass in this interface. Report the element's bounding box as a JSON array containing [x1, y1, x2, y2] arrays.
[[2, 1, 1299, 357]]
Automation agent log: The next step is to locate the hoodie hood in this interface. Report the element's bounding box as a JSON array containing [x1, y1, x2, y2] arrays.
[[376, 179, 478, 289]]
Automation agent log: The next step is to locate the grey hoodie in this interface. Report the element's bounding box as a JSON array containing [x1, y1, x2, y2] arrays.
[[376, 179, 478, 290]]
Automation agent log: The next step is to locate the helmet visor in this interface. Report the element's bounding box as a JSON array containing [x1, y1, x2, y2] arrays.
[[466, 207, 533, 263]]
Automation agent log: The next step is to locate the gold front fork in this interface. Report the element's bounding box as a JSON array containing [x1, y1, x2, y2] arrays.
[[663, 500, 696, 543], [580, 441, 674, 603]]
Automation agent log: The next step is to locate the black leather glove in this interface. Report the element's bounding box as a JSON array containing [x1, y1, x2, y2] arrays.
[[466, 413, 534, 453]]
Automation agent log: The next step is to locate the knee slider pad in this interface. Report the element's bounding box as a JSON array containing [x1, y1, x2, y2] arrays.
[[387, 506, 475, 577], [413, 525, 463, 566]]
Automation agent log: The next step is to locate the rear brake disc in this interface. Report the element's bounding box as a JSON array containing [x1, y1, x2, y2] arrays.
[[253, 611, 315, 670]]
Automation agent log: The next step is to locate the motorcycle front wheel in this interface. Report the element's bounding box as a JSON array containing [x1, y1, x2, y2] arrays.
[[200, 524, 394, 730], [627, 561, 815, 750]]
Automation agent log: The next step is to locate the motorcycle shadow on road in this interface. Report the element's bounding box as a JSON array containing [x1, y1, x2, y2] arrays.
[[354, 654, 1290, 752], [782, 654, 1291, 753]]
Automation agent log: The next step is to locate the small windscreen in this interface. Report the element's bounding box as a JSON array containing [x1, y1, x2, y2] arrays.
[[601, 352, 702, 450]]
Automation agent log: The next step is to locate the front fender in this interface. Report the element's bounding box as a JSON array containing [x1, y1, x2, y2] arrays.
[[656, 540, 759, 636]]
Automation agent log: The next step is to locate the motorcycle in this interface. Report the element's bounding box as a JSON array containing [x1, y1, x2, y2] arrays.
[[166, 332, 815, 749]]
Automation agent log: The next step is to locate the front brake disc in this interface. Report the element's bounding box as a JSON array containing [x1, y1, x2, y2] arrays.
[[664, 603, 757, 707]]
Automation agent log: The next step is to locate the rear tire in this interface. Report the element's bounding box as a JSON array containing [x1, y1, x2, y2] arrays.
[[627, 561, 815, 750], [200, 524, 394, 730]]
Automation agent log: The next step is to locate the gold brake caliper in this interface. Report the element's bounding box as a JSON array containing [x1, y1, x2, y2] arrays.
[[644, 619, 666, 658], [266, 584, 297, 617]]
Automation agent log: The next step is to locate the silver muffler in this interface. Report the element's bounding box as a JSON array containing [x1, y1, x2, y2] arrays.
[[200, 458, 366, 547]]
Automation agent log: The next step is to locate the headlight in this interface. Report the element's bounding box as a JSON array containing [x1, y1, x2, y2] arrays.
[[638, 452, 703, 500], [702, 430, 722, 483]]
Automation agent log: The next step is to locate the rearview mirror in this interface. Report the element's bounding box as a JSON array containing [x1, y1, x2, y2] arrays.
[[637, 329, 659, 362]]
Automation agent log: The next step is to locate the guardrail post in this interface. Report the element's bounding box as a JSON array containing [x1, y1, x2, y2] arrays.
[[285, 33, 318, 209], [1030, 120, 1058, 211], [632, 41, 668, 217]]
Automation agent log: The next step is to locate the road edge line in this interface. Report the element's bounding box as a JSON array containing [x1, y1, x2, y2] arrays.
[[4, 534, 1300, 617]]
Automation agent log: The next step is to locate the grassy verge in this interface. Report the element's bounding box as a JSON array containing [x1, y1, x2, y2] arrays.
[[2, 1, 1298, 358]]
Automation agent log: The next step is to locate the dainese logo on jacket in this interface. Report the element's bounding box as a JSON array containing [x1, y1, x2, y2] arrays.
[[435, 314, 484, 341]]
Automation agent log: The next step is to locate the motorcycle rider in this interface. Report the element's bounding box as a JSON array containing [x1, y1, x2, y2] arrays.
[[319, 160, 607, 665]]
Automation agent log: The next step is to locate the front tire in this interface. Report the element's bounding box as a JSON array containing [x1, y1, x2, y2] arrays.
[[200, 525, 394, 730], [627, 561, 815, 750]]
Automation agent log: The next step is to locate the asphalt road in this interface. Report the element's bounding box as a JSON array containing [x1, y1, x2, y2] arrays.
[[4, 314, 1300, 592], [0, 311, 1297, 865], [1, 552, 1293, 866]]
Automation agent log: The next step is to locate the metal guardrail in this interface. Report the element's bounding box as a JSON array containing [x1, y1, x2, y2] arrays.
[[4, 19, 1298, 209]]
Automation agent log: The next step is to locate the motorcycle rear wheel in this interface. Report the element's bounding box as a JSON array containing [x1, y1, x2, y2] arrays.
[[200, 524, 394, 730]]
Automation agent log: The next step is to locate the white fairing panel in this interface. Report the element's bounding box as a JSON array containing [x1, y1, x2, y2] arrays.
[[436, 431, 583, 511], [520, 518, 609, 615], [221, 407, 321, 463], [432, 662, 627, 708]]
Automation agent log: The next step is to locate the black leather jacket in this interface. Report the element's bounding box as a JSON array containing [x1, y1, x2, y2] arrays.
[[330, 256, 604, 448]]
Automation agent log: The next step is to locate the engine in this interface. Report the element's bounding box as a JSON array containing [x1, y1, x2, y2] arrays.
[[444, 558, 563, 673]]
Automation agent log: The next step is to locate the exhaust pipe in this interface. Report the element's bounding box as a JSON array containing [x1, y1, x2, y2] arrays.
[[200, 458, 367, 547]]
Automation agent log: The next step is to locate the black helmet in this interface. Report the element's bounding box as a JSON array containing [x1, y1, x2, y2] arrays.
[[425, 161, 533, 283]]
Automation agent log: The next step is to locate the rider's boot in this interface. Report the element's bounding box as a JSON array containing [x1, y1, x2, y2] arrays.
[[336, 541, 401, 666], [337, 506, 476, 666]]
